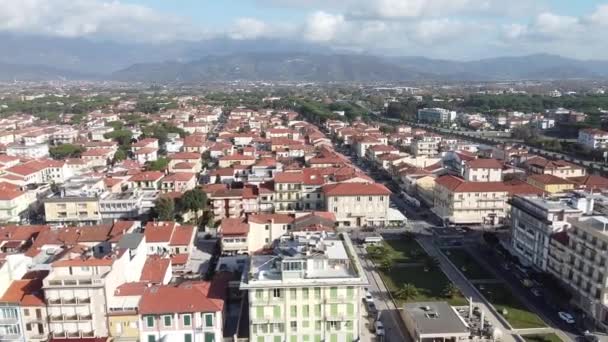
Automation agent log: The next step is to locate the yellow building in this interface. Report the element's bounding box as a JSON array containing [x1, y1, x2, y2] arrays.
[[526, 174, 574, 194], [108, 313, 140, 342], [43, 196, 101, 225]]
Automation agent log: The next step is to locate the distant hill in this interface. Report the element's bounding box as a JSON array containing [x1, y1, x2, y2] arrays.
[[0, 62, 95, 81], [112, 53, 431, 82], [2, 31, 608, 82]]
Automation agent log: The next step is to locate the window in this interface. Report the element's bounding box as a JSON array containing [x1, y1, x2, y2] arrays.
[[368, 196, 372, 201], [273, 306, 281, 318], [314, 288, 321, 299], [302, 288, 309, 299], [291, 336, 298, 342], [290, 321, 297, 332], [163, 315, 172, 327], [185, 334, 192, 342], [255, 289, 264, 299], [256, 307, 264, 319], [145, 316, 154, 328], [273, 289, 282, 298], [303, 305, 310, 317], [330, 304, 338, 316], [204, 333, 214, 342], [23, 309, 29, 316], [148, 336, 156, 342], [346, 287, 354, 298], [290, 305, 297, 317], [380, 196, 384, 201], [274, 336, 282, 342], [290, 288, 297, 299], [205, 313, 214, 327], [314, 304, 321, 317], [356, 196, 360, 201], [183, 314, 191, 326], [330, 287, 338, 299], [265, 225, 270, 230]]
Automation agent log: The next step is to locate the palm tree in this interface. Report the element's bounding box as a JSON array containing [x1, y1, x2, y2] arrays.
[[423, 256, 440, 272], [379, 257, 393, 272], [395, 283, 419, 301], [442, 283, 460, 298]]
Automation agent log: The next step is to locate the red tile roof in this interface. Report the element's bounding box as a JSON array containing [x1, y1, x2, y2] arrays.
[[140, 256, 170, 283], [144, 221, 178, 243], [162, 172, 196, 182], [220, 218, 249, 236], [248, 213, 294, 224], [569, 175, 608, 190], [322, 182, 391, 196], [129, 171, 164, 182], [169, 226, 195, 246], [527, 174, 574, 185], [274, 171, 303, 183], [0, 278, 45, 306], [466, 158, 503, 169], [139, 281, 224, 314], [435, 175, 507, 193]]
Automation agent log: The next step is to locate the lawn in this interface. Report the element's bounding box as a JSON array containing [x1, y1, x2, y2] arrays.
[[383, 239, 427, 263], [476, 283, 546, 329], [523, 333, 563, 342], [379, 265, 468, 306], [443, 248, 496, 280]]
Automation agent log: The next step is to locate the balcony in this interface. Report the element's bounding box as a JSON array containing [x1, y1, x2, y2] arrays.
[[44, 277, 104, 288], [47, 297, 92, 305], [79, 314, 93, 320]]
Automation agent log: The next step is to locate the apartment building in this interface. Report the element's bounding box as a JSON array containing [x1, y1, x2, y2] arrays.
[[578, 128, 608, 150], [322, 183, 391, 227], [160, 173, 197, 194], [168, 152, 203, 173], [274, 172, 303, 211], [241, 232, 367, 342], [433, 175, 509, 225], [411, 136, 440, 157], [129, 172, 164, 191], [44, 196, 102, 226], [43, 236, 147, 340], [549, 216, 608, 328], [138, 281, 225, 342], [524, 157, 586, 178], [463, 159, 503, 182], [510, 195, 584, 272], [143, 221, 196, 255], [527, 174, 575, 194], [0, 276, 49, 342], [417, 108, 456, 123]]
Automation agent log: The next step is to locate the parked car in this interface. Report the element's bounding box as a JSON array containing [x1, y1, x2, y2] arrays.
[[558, 311, 575, 324], [367, 302, 378, 316], [364, 291, 374, 304], [374, 321, 385, 336]]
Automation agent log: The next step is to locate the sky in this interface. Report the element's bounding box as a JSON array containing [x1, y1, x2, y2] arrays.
[[1, 0, 608, 60]]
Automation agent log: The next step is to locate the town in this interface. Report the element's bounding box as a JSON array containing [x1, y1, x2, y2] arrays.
[[2, 83, 608, 342]]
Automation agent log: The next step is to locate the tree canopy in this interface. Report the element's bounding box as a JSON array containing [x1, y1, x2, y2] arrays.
[[49, 144, 85, 160]]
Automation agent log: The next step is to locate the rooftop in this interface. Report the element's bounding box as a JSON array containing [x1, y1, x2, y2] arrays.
[[402, 302, 469, 336], [244, 232, 366, 286]]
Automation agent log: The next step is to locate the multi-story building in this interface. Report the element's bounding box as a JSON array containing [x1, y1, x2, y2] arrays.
[[524, 156, 586, 178], [0, 277, 49, 342], [138, 281, 225, 342], [510, 195, 584, 271], [241, 232, 367, 342], [527, 174, 575, 194], [411, 136, 440, 157], [417, 108, 456, 123], [433, 175, 508, 225], [549, 216, 608, 328], [322, 183, 391, 227], [44, 196, 102, 226], [274, 172, 303, 211], [43, 234, 147, 340], [578, 128, 608, 150], [6, 142, 49, 159], [463, 159, 503, 182]]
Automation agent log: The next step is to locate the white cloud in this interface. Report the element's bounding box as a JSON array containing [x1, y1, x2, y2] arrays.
[[0, 0, 206, 42], [229, 18, 270, 40], [303, 11, 345, 42]]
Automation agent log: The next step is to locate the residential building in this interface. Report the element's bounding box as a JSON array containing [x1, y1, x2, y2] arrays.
[[143, 221, 196, 256], [411, 136, 440, 157], [417, 108, 456, 123], [0, 277, 49, 342], [6, 142, 49, 159], [44, 196, 102, 226], [463, 159, 503, 182], [241, 232, 367, 342], [549, 216, 608, 329], [578, 129, 608, 150], [322, 183, 391, 227], [138, 281, 225, 342], [510, 195, 584, 272], [524, 157, 586, 178], [526, 174, 575, 194]]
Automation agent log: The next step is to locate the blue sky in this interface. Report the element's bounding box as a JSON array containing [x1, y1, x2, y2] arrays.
[[1, 0, 608, 59]]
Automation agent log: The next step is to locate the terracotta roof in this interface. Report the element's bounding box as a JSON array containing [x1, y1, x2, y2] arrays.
[[0, 278, 45, 306], [274, 171, 303, 183], [171, 253, 189, 265], [129, 171, 164, 182], [248, 213, 294, 224], [569, 175, 608, 190], [138, 281, 224, 314], [220, 218, 249, 236], [220, 154, 255, 161], [162, 172, 196, 182], [168, 152, 200, 160], [322, 182, 391, 196], [435, 175, 507, 193], [527, 174, 574, 185], [114, 282, 148, 296], [133, 147, 158, 155], [0, 188, 24, 200], [144, 221, 177, 243], [466, 158, 502, 169], [140, 256, 170, 283], [169, 225, 195, 246], [173, 162, 195, 169]]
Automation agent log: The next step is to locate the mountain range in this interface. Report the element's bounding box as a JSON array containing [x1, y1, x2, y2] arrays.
[[2, 33, 608, 82]]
